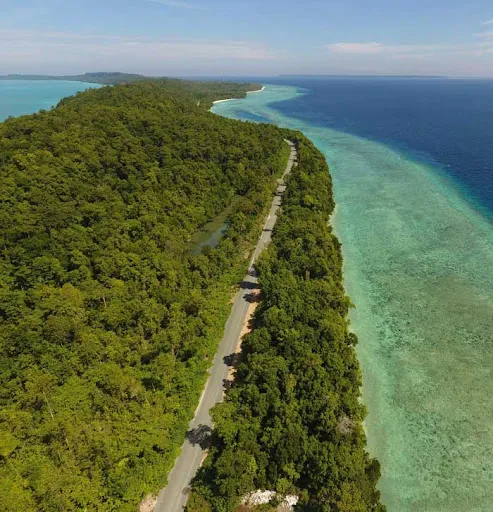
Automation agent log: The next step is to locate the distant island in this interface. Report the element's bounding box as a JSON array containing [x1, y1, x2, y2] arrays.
[[278, 73, 447, 79], [0, 72, 147, 84]]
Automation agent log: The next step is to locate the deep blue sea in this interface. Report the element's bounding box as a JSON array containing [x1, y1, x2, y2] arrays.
[[259, 77, 493, 217], [0, 80, 101, 121], [214, 78, 493, 512]]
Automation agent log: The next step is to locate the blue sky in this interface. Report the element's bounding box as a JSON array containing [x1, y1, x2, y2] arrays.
[[1, 0, 493, 76]]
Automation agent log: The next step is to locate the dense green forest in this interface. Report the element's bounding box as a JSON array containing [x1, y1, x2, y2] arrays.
[[53, 77, 263, 109], [188, 135, 385, 511], [0, 81, 289, 511]]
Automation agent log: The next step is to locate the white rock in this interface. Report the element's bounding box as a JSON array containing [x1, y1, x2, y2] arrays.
[[241, 490, 299, 510]]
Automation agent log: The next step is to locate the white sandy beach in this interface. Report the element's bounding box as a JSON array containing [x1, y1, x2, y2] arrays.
[[247, 85, 266, 94], [212, 85, 265, 105]]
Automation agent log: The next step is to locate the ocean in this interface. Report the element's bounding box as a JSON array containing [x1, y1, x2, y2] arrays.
[[0, 80, 101, 121], [212, 79, 493, 512]]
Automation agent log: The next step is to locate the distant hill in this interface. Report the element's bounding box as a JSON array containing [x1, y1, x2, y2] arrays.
[[0, 72, 148, 84], [0, 73, 264, 95], [278, 73, 446, 79]]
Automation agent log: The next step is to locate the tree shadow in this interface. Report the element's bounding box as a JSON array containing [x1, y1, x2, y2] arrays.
[[244, 291, 261, 303], [240, 280, 261, 303], [222, 377, 233, 392], [240, 280, 259, 290], [223, 351, 241, 392], [223, 353, 236, 366], [186, 424, 212, 450]]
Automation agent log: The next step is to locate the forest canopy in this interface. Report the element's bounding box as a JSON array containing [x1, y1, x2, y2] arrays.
[[0, 80, 289, 511]]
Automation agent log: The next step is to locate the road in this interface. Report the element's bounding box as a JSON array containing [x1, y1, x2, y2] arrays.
[[154, 140, 297, 512]]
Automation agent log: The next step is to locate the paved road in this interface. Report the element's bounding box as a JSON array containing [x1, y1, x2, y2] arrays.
[[154, 140, 297, 512]]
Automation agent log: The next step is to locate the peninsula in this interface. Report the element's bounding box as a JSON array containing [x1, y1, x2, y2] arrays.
[[0, 78, 383, 512]]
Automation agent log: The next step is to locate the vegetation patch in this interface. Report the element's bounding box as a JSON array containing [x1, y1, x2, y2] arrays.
[[0, 81, 289, 511]]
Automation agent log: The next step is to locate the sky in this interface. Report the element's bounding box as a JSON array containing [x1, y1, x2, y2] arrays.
[[1, 0, 493, 77]]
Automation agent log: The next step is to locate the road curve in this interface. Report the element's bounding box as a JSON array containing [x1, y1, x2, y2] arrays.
[[154, 140, 297, 512]]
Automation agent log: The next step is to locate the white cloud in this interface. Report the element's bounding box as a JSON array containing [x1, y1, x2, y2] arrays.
[[326, 41, 493, 59], [326, 42, 449, 58], [475, 30, 493, 39], [0, 29, 277, 74], [327, 42, 383, 54], [322, 39, 493, 76], [481, 19, 493, 25]]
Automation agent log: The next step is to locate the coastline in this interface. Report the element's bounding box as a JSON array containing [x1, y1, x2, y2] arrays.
[[185, 123, 384, 510], [211, 85, 493, 511], [211, 85, 265, 105], [247, 85, 266, 94]]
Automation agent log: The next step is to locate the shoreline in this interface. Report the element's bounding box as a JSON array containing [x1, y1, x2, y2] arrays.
[[247, 85, 266, 94], [210, 85, 493, 510], [212, 85, 265, 105]]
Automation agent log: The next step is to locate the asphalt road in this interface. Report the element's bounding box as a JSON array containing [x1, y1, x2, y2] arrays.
[[154, 140, 297, 512]]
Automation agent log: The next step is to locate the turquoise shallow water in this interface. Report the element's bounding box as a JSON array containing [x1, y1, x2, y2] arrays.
[[213, 86, 493, 512], [0, 80, 101, 121]]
